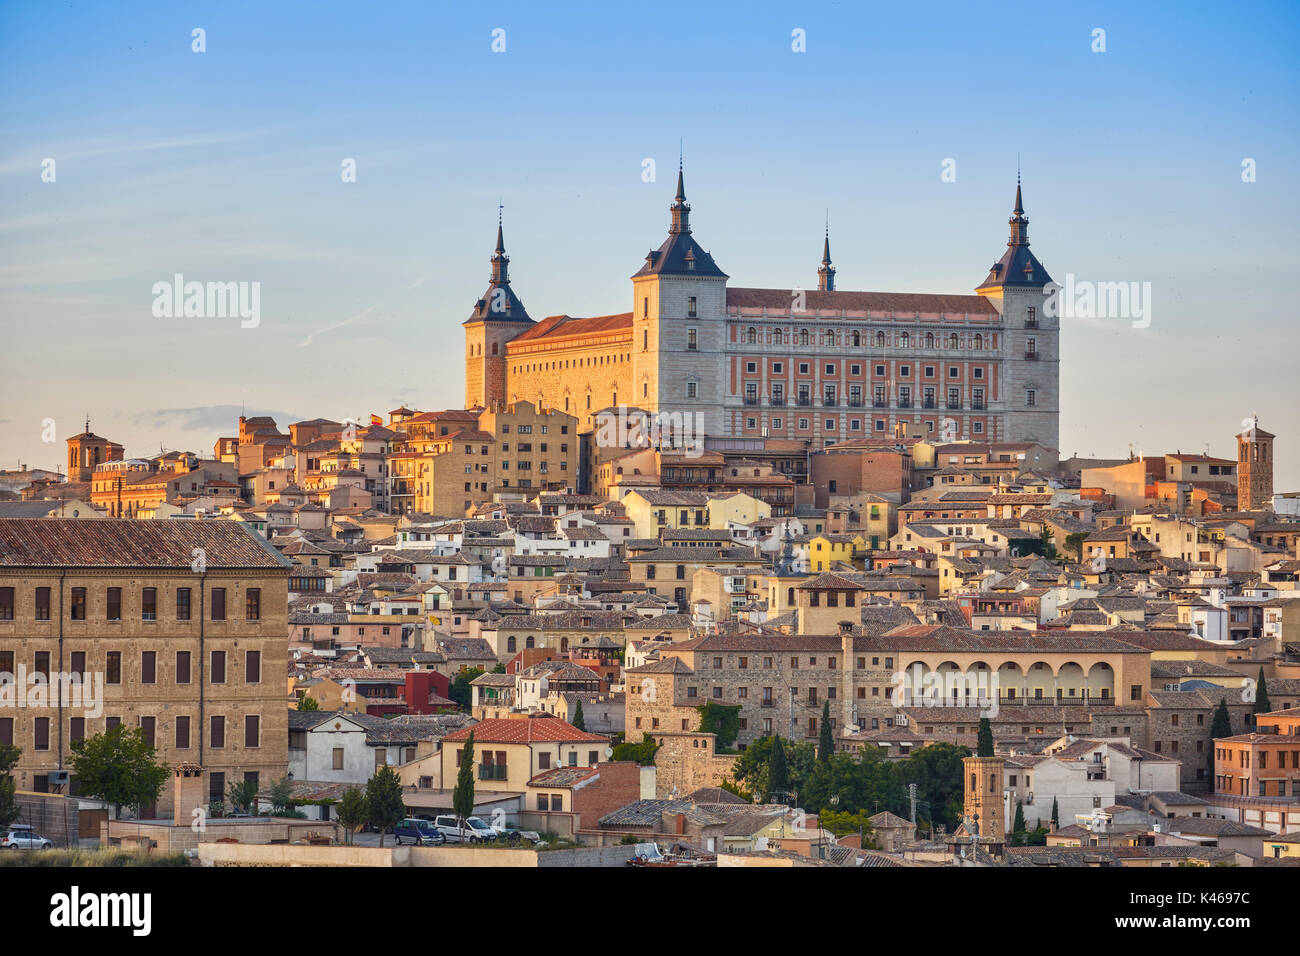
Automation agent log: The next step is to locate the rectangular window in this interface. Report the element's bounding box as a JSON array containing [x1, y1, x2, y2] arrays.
[[142, 587, 157, 621], [70, 717, 85, 744], [176, 588, 192, 621], [210, 715, 226, 749], [141, 651, 156, 684], [211, 588, 226, 621], [245, 588, 260, 621], [70, 651, 86, 678], [211, 651, 227, 684], [70, 587, 86, 621], [244, 715, 260, 748], [34, 717, 50, 751], [106, 652, 121, 685], [139, 716, 156, 747], [175, 716, 191, 750], [34, 587, 50, 621], [245, 650, 261, 684], [106, 587, 122, 621], [33, 651, 50, 679], [0, 587, 12, 620], [176, 651, 191, 684]]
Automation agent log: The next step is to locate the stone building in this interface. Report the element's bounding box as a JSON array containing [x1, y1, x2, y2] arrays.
[[1237, 418, 1275, 512], [0, 519, 292, 817], [463, 168, 1060, 451]]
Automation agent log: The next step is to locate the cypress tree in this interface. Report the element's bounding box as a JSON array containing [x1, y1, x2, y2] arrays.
[[1012, 800, 1026, 846], [1050, 796, 1059, 828], [976, 717, 994, 757], [817, 700, 833, 762], [572, 699, 586, 731], [1254, 667, 1271, 715], [769, 736, 789, 803], [1210, 698, 1233, 787], [453, 730, 476, 825]]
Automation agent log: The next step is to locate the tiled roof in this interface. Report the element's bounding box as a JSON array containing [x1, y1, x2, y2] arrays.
[[0, 518, 293, 569], [441, 716, 606, 745]]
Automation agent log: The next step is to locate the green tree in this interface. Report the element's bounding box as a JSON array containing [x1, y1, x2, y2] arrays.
[[819, 808, 875, 841], [1255, 667, 1271, 714], [1210, 697, 1234, 785], [897, 742, 970, 830], [1011, 800, 1027, 846], [1039, 526, 1058, 560], [365, 765, 405, 847], [571, 700, 586, 732], [297, 694, 319, 711], [803, 747, 904, 816], [612, 733, 660, 766], [696, 702, 742, 753], [69, 725, 169, 817], [448, 667, 485, 712], [817, 700, 833, 762], [452, 731, 476, 825], [269, 776, 295, 815], [769, 736, 789, 803], [976, 717, 994, 757], [337, 786, 366, 844], [718, 778, 752, 802], [1050, 796, 1060, 828], [0, 743, 20, 830], [1064, 531, 1088, 562], [227, 778, 258, 814], [730, 736, 817, 805]]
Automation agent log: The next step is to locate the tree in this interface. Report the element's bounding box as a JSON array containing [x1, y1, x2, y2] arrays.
[[1210, 697, 1234, 785], [452, 731, 476, 826], [297, 694, 319, 711], [976, 717, 994, 757], [269, 776, 295, 815], [0, 743, 20, 830], [819, 808, 875, 841], [448, 667, 485, 712], [365, 765, 405, 847], [1065, 531, 1088, 563], [1255, 667, 1271, 714], [68, 725, 169, 817], [803, 748, 904, 816], [1050, 796, 1060, 828], [612, 733, 660, 766], [1011, 800, 1027, 846], [817, 701, 833, 763], [730, 736, 817, 805], [227, 778, 258, 814], [337, 787, 366, 845], [571, 700, 586, 732], [769, 736, 789, 803], [1039, 526, 1058, 561], [897, 742, 970, 830], [696, 702, 742, 753]]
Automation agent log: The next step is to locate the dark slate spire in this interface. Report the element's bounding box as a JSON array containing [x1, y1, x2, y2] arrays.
[[817, 214, 836, 292], [466, 204, 533, 325], [669, 154, 691, 236], [976, 174, 1051, 291]]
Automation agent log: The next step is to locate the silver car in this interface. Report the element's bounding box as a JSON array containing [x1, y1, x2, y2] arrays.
[[2, 828, 54, 850]]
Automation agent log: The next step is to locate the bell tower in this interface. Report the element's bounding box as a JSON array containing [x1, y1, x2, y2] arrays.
[[1237, 417, 1275, 512], [962, 753, 1007, 846]]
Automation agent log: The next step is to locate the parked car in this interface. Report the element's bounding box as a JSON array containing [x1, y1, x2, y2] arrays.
[[2, 827, 53, 850], [393, 817, 445, 846], [498, 824, 544, 846], [433, 814, 494, 843]]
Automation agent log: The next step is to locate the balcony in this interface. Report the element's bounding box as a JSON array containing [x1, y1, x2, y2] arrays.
[[479, 765, 508, 781], [922, 400, 937, 409], [1026, 317, 1039, 328], [946, 402, 962, 410], [873, 400, 888, 409], [742, 396, 759, 406], [897, 400, 912, 409], [796, 397, 812, 407], [822, 397, 838, 408], [760, 699, 775, 708], [1024, 351, 1039, 361], [847, 398, 864, 408], [971, 400, 986, 411], [769, 396, 786, 406]]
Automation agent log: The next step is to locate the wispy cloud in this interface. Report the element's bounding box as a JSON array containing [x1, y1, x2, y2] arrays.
[[297, 304, 378, 349]]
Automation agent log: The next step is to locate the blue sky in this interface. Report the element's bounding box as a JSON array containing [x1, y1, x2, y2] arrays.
[[1, 0, 1297, 488]]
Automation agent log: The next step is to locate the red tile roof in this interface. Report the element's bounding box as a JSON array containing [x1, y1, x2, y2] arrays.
[[0, 518, 293, 569], [442, 716, 607, 744], [508, 313, 633, 345]]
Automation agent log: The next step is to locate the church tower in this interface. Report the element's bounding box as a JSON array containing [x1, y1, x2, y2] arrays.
[[962, 753, 1007, 846], [463, 210, 534, 409], [976, 176, 1058, 450], [1237, 417, 1275, 512], [630, 158, 729, 441]]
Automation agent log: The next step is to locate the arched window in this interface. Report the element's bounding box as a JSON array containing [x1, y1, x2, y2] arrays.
[[974, 333, 983, 350], [876, 331, 885, 347], [799, 329, 810, 346], [787, 587, 795, 604], [925, 332, 934, 349], [507, 636, 516, 653], [746, 327, 757, 344], [901, 332, 910, 348], [526, 636, 535, 649], [491, 342, 498, 355], [950, 333, 959, 350], [851, 331, 860, 347]]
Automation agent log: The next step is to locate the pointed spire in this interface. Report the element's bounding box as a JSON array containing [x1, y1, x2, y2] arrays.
[[817, 212, 836, 292], [490, 202, 510, 284], [669, 145, 691, 235], [1008, 171, 1029, 247]]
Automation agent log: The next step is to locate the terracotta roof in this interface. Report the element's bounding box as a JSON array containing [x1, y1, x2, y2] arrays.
[[726, 288, 998, 316], [442, 716, 606, 744], [0, 518, 293, 569], [509, 312, 633, 345]]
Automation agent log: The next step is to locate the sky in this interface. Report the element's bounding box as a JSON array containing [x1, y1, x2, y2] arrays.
[[1, 0, 1297, 488]]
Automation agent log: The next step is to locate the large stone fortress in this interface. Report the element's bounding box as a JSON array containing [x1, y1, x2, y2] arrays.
[[464, 167, 1059, 451]]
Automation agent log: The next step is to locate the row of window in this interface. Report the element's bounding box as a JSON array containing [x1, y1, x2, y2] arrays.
[[0, 586, 260, 623], [0, 713, 261, 750], [0, 649, 261, 685], [739, 328, 998, 350]]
